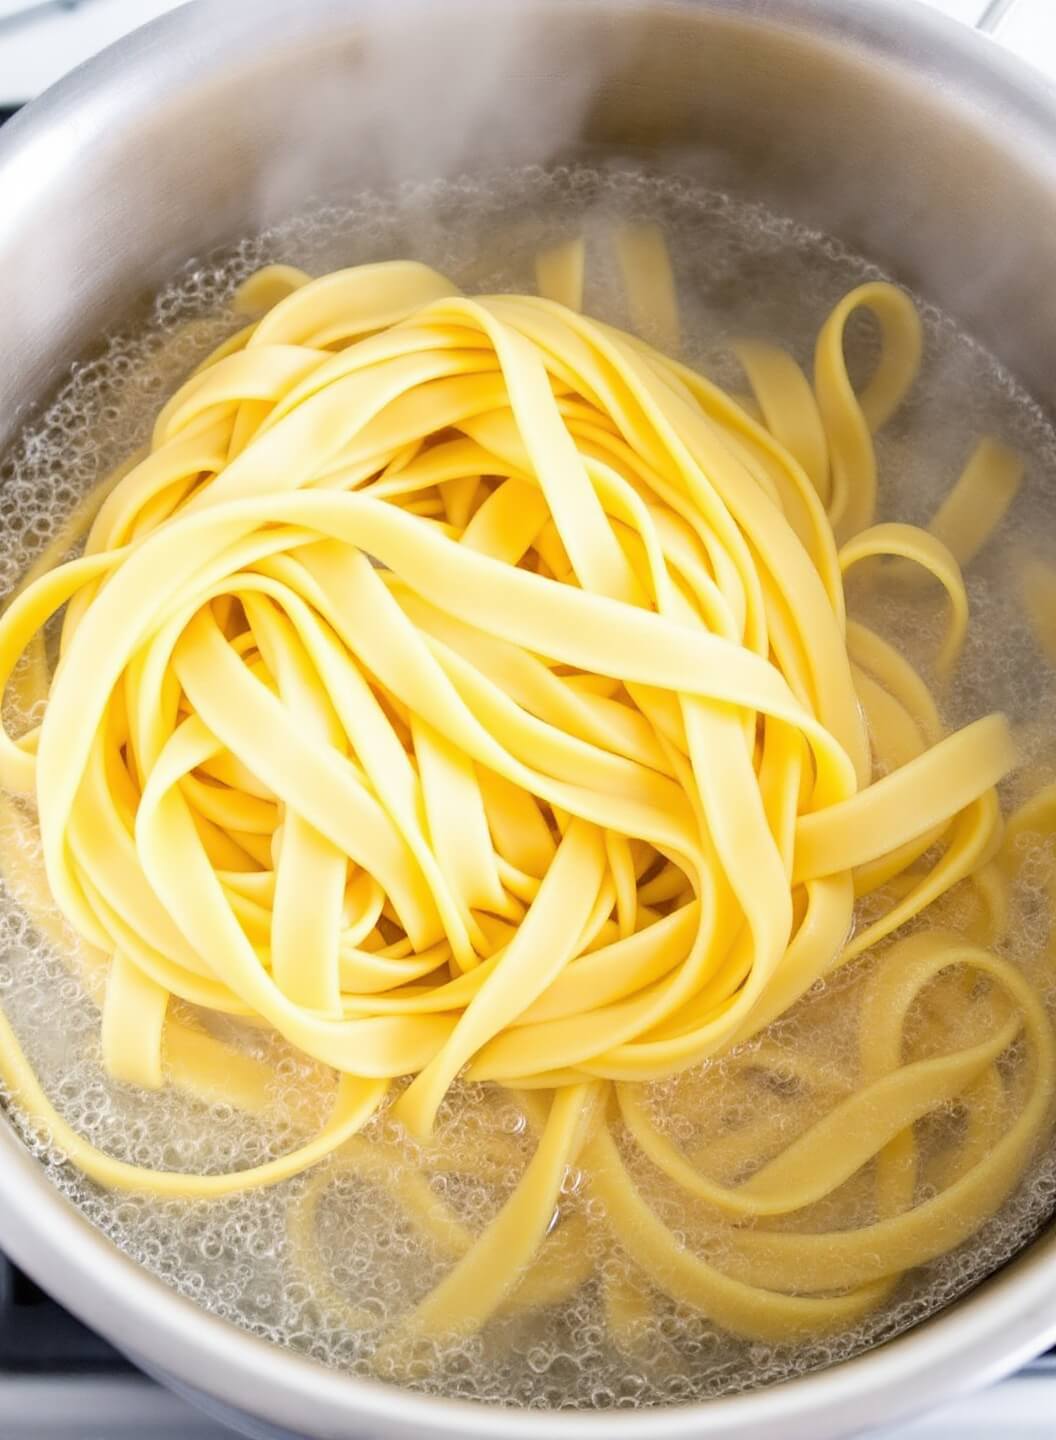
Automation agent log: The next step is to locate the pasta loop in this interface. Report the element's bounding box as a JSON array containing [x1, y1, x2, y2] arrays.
[[0, 245, 1048, 1357]]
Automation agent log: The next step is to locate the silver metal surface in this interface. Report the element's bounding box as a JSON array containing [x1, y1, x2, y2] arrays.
[[0, 1, 92, 27], [1, 2, 1056, 1437], [0, 1378, 236, 1440], [979, 0, 1022, 34]]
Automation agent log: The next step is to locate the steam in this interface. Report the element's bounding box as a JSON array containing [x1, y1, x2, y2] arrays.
[[251, 0, 632, 245]]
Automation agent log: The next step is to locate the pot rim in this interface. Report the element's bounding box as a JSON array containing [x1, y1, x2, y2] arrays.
[[5, 1113, 1056, 1440], [2, 2, 1056, 1437]]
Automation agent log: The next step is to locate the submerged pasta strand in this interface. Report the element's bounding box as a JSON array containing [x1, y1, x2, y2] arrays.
[[0, 239, 1050, 1358]]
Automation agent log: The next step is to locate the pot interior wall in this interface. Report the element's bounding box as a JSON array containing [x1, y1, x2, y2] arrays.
[[0, 0, 1055, 454]]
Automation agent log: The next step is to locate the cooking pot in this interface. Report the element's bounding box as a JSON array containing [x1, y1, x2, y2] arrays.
[[1, 2, 1056, 1437]]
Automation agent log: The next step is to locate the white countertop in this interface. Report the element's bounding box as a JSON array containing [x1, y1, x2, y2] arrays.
[[0, 0, 1054, 103]]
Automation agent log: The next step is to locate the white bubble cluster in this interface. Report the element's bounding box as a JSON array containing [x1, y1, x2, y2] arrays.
[[0, 165, 1055, 1408]]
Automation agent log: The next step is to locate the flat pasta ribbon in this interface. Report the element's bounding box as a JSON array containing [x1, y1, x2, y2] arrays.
[[0, 238, 1049, 1363]]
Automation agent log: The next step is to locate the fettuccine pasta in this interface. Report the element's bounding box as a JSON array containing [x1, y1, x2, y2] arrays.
[[0, 231, 1050, 1362]]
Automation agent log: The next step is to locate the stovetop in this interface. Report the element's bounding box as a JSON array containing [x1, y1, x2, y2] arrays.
[[0, 1256, 131, 1377], [0, 1252, 229, 1438]]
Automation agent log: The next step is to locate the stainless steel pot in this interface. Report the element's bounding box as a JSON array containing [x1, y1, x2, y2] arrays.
[[1, 2, 1055, 1437]]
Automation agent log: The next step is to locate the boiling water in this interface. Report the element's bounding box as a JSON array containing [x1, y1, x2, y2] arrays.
[[2, 165, 1056, 1409]]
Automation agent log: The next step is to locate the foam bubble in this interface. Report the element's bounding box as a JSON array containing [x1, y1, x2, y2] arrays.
[[1, 164, 1055, 1408]]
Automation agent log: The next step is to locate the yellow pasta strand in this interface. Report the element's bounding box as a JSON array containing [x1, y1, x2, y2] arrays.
[[534, 237, 586, 313], [0, 239, 1049, 1365], [614, 221, 681, 354], [927, 438, 1023, 568]]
